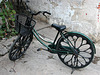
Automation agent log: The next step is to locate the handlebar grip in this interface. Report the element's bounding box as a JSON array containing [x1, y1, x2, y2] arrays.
[[43, 11, 51, 15]]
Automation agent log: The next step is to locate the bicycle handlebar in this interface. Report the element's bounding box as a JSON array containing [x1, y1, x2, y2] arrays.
[[31, 11, 51, 15], [25, 0, 51, 18], [30, 11, 51, 18], [43, 11, 51, 15]]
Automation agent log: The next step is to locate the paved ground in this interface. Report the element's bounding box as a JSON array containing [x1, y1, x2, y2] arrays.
[[0, 21, 100, 75]]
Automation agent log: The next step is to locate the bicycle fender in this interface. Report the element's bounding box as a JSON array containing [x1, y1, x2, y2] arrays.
[[66, 32, 96, 54]]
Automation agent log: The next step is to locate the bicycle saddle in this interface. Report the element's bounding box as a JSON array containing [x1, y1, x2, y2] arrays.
[[52, 24, 66, 31]]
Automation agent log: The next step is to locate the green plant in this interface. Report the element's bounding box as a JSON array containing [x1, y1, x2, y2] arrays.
[[0, 0, 17, 40]]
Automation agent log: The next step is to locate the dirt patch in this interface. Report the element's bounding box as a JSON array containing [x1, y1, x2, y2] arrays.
[[92, 56, 100, 64]]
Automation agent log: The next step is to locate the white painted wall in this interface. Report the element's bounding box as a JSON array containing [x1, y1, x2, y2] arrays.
[[0, 0, 2, 3], [28, 0, 100, 41]]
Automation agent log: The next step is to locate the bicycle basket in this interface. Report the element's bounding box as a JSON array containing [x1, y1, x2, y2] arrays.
[[15, 14, 36, 36]]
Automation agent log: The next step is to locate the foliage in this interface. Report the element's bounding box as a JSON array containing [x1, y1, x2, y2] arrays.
[[0, 0, 17, 40]]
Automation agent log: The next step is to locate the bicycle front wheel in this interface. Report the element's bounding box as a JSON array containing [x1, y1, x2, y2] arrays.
[[9, 34, 33, 61], [56, 32, 95, 68]]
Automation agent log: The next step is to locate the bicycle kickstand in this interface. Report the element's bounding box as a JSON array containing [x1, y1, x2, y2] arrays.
[[71, 68, 75, 74]]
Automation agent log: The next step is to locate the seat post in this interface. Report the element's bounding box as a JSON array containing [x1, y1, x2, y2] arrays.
[[52, 31, 60, 45]]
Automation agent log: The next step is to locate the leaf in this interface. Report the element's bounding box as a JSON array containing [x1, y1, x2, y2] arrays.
[[7, 29, 11, 32], [2, 8, 6, 13], [0, 35, 4, 39], [10, 12, 13, 15], [4, 8, 8, 11], [15, 31, 18, 34], [12, 10, 16, 14], [8, 18, 11, 20], [0, 12, 3, 16], [5, 2, 9, 5], [2, 24, 6, 28], [2, 20, 6, 24], [8, 9, 11, 13], [9, 35, 12, 38], [4, 12, 8, 16], [11, 32, 16, 36], [2, 19, 6, 24], [11, 28, 15, 32], [0, 30, 5, 35], [8, 3, 13, 9], [1, 16, 5, 20], [11, 15, 14, 18], [12, 18, 15, 21]]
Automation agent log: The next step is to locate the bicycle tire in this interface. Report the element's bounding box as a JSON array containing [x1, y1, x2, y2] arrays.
[[9, 34, 33, 61], [56, 32, 94, 68]]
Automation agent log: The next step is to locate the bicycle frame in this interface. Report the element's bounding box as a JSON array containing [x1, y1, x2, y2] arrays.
[[31, 25, 75, 54], [31, 22, 96, 55]]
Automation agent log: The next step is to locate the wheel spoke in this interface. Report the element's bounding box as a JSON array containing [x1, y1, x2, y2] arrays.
[[77, 58, 84, 66], [11, 50, 19, 59], [80, 47, 90, 51], [64, 54, 67, 59], [77, 39, 83, 49], [80, 51, 91, 54], [64, 55, 74, 64], [79, 54, 91, 59], [71, 55, 74, 66], [76, 58, 78, 67], [73, 38, 78, 48], [67, 38, 74, 48], [78, 54, 89, 63]]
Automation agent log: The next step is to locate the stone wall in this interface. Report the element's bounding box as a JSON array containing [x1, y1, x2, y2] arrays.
[[27, 0, 100, 41]]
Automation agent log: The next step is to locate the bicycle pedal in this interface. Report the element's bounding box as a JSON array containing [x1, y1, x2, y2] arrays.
[[37, 48, 43, 51]]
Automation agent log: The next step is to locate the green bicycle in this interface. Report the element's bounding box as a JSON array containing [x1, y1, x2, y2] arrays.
[[9, 11, 96, 69]]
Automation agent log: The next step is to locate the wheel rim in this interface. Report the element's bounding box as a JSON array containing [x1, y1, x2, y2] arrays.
[[57, 33, 94, 68], [9, 35, 32, 60]]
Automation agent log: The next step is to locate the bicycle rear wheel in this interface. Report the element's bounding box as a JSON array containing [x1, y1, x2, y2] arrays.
[[56, 32, 95, 68], [9, 34, 33, 61]]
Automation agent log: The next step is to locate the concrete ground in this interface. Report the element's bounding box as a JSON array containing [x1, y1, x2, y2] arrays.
[[0, 21, 100, 75]]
